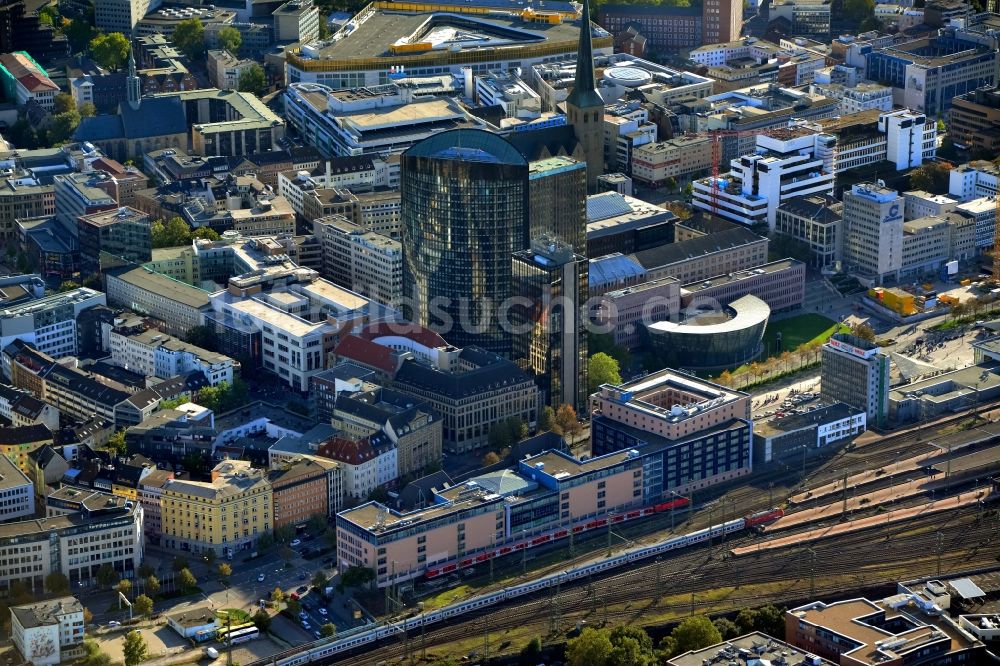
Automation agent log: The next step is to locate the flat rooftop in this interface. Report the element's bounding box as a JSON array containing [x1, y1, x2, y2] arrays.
[[667, 631, 833, 666], [225, 297, 328, 338], [108, 266, 211, 310], [310, 8, 590, 62]]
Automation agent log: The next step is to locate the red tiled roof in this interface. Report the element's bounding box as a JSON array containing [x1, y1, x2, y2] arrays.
[[357, 322, 448, 350], [17, 72, 57, 93], [317, 435, 375, 466], [333, 335, 395, 373], [0, 53, 57, 93]]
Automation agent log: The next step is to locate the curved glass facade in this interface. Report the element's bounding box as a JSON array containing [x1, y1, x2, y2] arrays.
[[402, 130, 529, 356], [644, 295, 770, 370]]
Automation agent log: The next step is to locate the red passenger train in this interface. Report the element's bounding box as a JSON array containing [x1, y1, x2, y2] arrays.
[[425, 496, 691, 580]]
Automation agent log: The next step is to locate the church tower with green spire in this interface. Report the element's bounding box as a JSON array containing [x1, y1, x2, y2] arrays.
[[565, 0, 603, 191]]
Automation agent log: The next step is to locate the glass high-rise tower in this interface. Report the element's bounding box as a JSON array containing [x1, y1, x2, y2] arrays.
[[402, 129, 529, 356]]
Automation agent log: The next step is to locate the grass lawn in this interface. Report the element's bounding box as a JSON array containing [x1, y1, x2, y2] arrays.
[[218, 608, 250, 623], [762, 313, 846, 356]]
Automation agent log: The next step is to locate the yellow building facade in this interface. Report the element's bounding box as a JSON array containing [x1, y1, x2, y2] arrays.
[[161, 460, 273, 557]]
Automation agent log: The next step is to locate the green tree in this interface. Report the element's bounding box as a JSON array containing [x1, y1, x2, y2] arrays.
[[177, 567, 197, 592], [539, 405, 555, 432], [588, 352, 622, 393], [122, 630, 148, 666], [58, 280, 81, 293], [252, 609, 271, 631], [588, 332, 631, 368], [753, 604, 786, 637], [38, 5, 57, 26], [217, 562, 232, 578], [80, 102, 97, 118], [554, 404, 582, 439], [133, 594, 153, 618], [144, 575, 160, 596], [237, 63, 267, 97], [270, 587, 285, 603], [843, 0, 875, 25], [320, 623, 336, 637], [173, 18, 206, 60], [192, 226, 220, 241], [521, 636, 542, 661], [713, 617, 740, 639], [9, 580, 31, 604], [53, 93, 76, 115], [908, 161, 951, 194], [49, 109, 82, 144], [80, 640, 111, 666], [851, 322, 877, 342], [151, 216, 192, 248], [566, 627, 613, 666], [89, 32, 130, 71], [286, 598, 301, 615], [217, 26, 242, 55], [339, 565, 375, 589], [668, 616, 722, 656], [117, 578, 132, 597], [44, 572, 69, 595], [83, 607, 93, 626], [482, 451, 500, 466], [312, 571, 329, 590], [66, 18, 96, 52], [185, 325, 218, 351], [96, 563, 119, 588]]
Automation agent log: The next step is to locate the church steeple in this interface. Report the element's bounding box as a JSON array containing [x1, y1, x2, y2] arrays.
[[565, 0, 604, 191], [126, 46, 141, 111]]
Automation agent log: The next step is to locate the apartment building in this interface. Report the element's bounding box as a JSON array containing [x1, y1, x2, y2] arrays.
[[0, 455, 35, 523], [161, 460, 272, 557], [137, 468, 173, 545], [11, 597, 85, 666], [109, 324, 237, 386], [603, 102, 656, 174], [206, 50, 257, 90], [268, 457, 335, 529], [125, 407, 216, 467]]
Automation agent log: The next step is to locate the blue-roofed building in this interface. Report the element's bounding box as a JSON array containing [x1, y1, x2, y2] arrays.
[[588, 252, 647, 295], [586, 191, 674, 257]]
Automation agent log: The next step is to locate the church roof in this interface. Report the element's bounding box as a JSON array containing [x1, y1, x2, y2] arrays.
[[120, 97, 187, 138], [565, 0, 603, 110]]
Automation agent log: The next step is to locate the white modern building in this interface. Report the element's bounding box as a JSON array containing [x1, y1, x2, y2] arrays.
[[955, 197, 997, 248], [690, 37, 782, 67], [0, 288, 106, 360], [11, 597, 85, 666], [603, 102, 656, 174], [277, 157, 390, 217], [809, 81, 893, 114], [903, 190, 958, 221], [473, 70, 542, 119], [109, 327, 238, 385], [95, 0, 162, 33], [692, 130, 835, 228], [949, 161, 1000, 202], [283, 81, 486, 158], [842, 183, 904, 284]]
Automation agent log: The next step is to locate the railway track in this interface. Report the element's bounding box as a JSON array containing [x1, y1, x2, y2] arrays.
[[338, 506, 1000, 665]]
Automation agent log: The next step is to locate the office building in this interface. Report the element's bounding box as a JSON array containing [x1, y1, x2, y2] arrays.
[[692, 129, 835, 228], [286, 0, 607, 87], [865, 29, 998, 117], [950, 86, 1000, 153], [821, 333, 889, 426], [206, 50, 258, 91], [528, 157, 587, 253], [644, 294, 771, 370], [312, 215, 403, 305], [603, 102, 657, 175], [511, 237, 588, 413], [565, 0, 605, 190], [949, 161, 1000, 202], [679, 259, 805, 313], [900, 216, 951, 277], [401, 130, 529, 355], [769, 0, 830, 39], [11, 597, 85, 666], [96, 0, 162, 33], [810, 80, 893, 115], [903, 190, 957, 221], [631, 136, 713, 187], [786, 592, 984, 665], [587, 193, 675, 259], [774, 194, 843, 269], [842, 183, 904, 284], [598, 0, 742, 52], [624, 225, 770, 285], [77, 207, 153, 276], [105, 266, 212, 337], [0, 174, 54, 241], [0, 288, 106, 360], [752, 402, 866, 467], [955, 197, 997, 248], [0, 493, 142, 591], [591, 277, 680, 351], [125, 407, 216, 467], [53, 173, 118, 229], [0, 52, 58, 112], [161, 460, 272, 557], [274, 0, 319, 42]]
